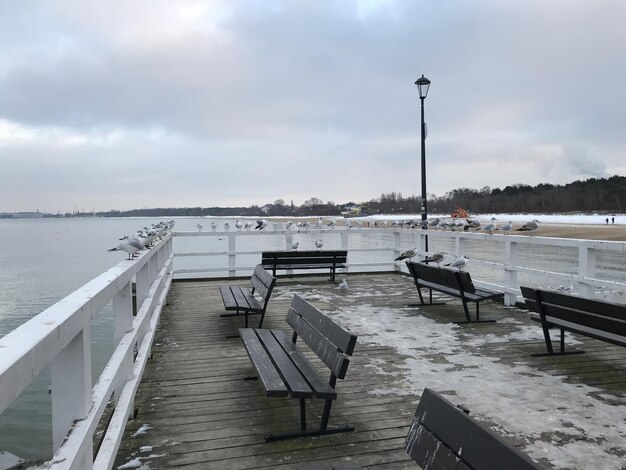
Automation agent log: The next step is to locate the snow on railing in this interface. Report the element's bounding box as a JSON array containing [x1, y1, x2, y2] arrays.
[[172, 228, 626, 305], [0, 234, 173, 469]]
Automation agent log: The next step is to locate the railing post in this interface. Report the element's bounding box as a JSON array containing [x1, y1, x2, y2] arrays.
[[393, 230, 401, 272], [454, 233, 465, 257], [504, 239, 518, 306], [578, 244, 596, 298], [113, 282, 134, 415], [228, 232, 236, 277], [51, 327, 92, 456], [341, 230, 349, 274]]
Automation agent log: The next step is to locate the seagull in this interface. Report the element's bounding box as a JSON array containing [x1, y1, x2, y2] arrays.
[[419, 220, 430, 229], [428, 218, 440, 227], [244, 221, 253, 230], [235, 220, 243, 230], [422, 251, 446, 266], [224, 222, 230, 231], [337, 279, 348, 290], [196, 223, 203, 232], [345, 221, 353, 229], [108, 236, 143, 260], [478, 217, 497, 234], [444, 255, 469, 271], [395, 247, 417, 261], [286, 221, 293, 230], [210, 221, 217, 232], [438, 221, 450, 230], [326, 219, 337, 228], [466, 219, 481, 230], [517, 219, 540, 233], [315, 239, 324, 250], [292, 241, 299, 251], [499, 221, 513, 235], [255, 219, 268, 230]]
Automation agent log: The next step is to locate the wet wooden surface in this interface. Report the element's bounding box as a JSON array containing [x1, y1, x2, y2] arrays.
[[114, 273, 626, 469]]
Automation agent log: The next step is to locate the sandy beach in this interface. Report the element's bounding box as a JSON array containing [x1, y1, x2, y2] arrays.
[[506, 223, 625, 241]]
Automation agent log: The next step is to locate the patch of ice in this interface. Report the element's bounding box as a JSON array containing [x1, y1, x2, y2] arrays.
[[139, 446, 153, 452], [117, 459, 142, 469], [131, 424, 153, 437], [331, 303, 626, 470]]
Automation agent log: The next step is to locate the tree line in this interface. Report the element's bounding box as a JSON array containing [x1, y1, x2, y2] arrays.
[[47, 176, 625, 218]]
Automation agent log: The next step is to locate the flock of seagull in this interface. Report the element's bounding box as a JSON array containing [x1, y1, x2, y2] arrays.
[[108, 220, 175, 260], [410, 217, 541, 235], [395, 248, 470, 271]]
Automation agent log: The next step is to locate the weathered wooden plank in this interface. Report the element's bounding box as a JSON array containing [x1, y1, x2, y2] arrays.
[[238, 328, 288, 397], [254, 328, 314, 398], [272, 329, 337, 400]]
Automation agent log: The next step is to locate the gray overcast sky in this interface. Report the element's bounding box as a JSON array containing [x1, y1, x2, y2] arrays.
[[1, 0, 625, 212]]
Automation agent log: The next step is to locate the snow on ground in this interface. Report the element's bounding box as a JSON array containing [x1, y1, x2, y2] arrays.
[[279, 284, 626, 470], [331, 304, 626, 470]]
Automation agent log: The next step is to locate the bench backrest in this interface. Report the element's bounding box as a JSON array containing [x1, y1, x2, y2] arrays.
[[250, 265, 277, 301], [407, 261, 476, 294], [520, 286, 626, 336], [286, 294, 357, 380], [405, 388, 541, 470], [262, 250, 348, 266]]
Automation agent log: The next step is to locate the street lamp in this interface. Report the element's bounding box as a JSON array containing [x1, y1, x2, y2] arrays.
[[415, 74, 430, 251]]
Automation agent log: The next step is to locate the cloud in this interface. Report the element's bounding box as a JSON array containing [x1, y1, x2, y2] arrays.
[[0, 1, 625, 211]]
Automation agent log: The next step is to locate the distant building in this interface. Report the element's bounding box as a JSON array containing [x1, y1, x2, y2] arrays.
[[0, 211, 44, 219]]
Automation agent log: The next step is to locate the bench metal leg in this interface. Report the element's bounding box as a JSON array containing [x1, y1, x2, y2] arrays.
[[264, 398, 354, 442], [455, 302, 496, 324], [531, 328, 585, 356], [407, 288, 445, 308]]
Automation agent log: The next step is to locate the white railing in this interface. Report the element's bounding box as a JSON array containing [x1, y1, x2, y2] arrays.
[[172, 228, 626, 305], [0, 234, 173, 470], [1, 226, 624, 468]]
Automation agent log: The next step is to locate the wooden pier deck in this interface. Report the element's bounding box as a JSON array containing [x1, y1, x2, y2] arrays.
[[114, 273, 626, 469]]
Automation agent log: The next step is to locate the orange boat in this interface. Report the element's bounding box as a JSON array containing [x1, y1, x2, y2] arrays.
[[451, 207, 469, 218]]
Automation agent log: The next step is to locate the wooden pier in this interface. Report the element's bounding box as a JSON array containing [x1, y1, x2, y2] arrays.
[[114, 273, 626, 469]]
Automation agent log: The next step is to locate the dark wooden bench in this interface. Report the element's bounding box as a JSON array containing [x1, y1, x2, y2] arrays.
[[406, 261, 504, 323], [239, 294, 357, 442], [261, 250, 347, 282], [405, 388, 542, 470], [219, 265, 277, 329], [520, 286, 626, 356]]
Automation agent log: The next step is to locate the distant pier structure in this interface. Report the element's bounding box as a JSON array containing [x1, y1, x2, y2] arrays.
[[0, 211, 44, 218]]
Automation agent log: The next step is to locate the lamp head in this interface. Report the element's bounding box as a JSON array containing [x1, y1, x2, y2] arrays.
[[415, 74, 431, 99]]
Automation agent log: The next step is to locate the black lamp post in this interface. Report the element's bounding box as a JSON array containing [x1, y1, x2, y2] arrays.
[[415, 74, 430, 251]]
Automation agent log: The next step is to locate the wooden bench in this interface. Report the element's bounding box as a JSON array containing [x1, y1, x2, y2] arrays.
[[261, 250, 347, 282], [219, 265, 277, 329], [405, 388, 541, 470], [406, 261, 504, 323], [239, 294, 358, 442], [520, 286, 626, 356]]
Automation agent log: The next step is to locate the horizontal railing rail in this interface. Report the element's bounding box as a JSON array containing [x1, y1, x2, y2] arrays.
[[0, 233, 173, 469]]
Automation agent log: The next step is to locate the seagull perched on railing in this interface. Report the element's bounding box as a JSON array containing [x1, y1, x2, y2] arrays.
[[517, 219, 540, 233], [286, 221, 293, 230], [292, 241, 299, 251], [315, 239, 324, 250], [444, 255, 469, 271], [499, 221, 513, 235], [211, 221, 217, 232], [196, 223, 203, 232], [395, 247, 417, 261], [422, 251, 446, 266], [235, 220, 243, 230], [478, 217, 497, 234], [326, 219, 337, 228], [255, 219, 268, 230], [108, 236, 145, 260]]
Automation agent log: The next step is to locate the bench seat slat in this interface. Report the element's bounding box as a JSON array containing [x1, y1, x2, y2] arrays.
[[239, 329, 289, 397], [265, 263, 347, 269], [254, 329, 315, 398], [536, 303, 626, 337], [272, 330, 337, 400], [532, 315, 626, 347], [219, 286, 238, 309]]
